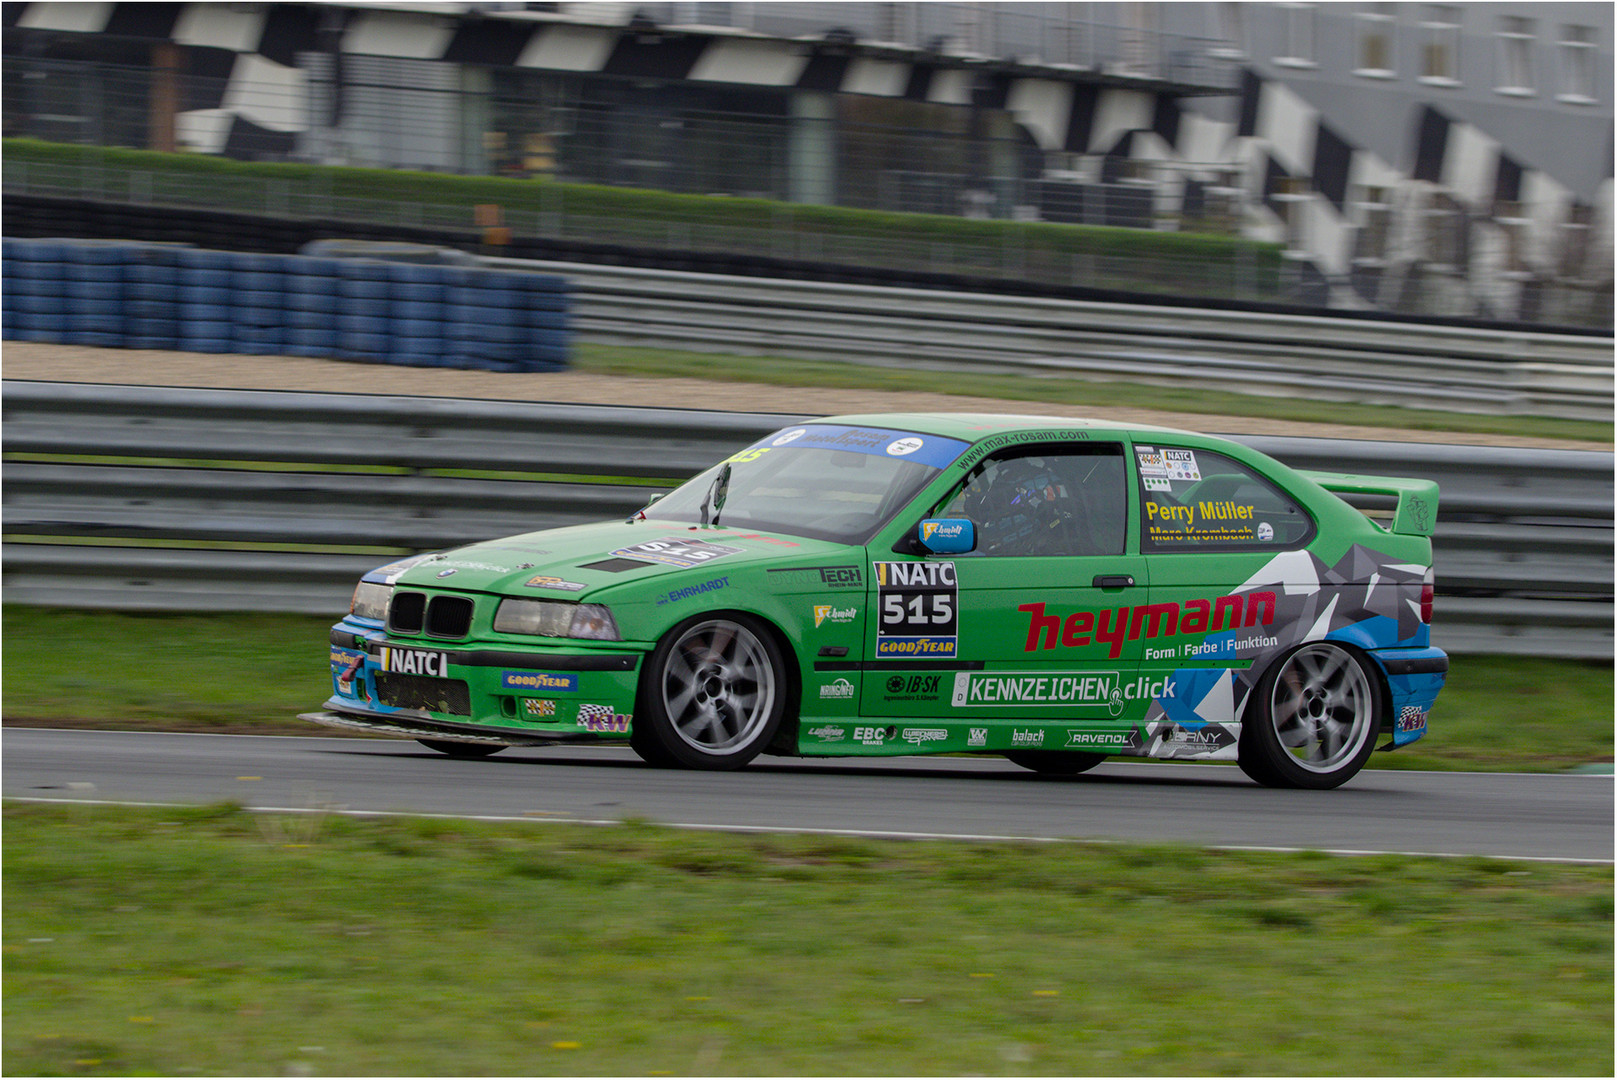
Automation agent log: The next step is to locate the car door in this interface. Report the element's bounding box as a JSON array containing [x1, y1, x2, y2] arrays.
[[1132, 440, 1317, 753], [860, 442, 1149, 752]]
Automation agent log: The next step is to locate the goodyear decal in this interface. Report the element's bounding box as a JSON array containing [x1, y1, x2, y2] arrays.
[[501, 671, 579, 693]]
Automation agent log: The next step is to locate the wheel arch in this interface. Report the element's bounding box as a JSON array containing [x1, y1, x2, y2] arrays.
[[635, 606, 804, 754]]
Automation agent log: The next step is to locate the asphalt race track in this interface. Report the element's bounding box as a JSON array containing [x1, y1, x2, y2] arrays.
[[4, 728, 1611, 863]]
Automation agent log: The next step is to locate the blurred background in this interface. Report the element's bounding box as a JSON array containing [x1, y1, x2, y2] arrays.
[[3, 0, 1611, 325]]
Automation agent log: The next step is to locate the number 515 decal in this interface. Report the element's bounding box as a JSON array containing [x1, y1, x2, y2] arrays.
[[874, 562, 958, 659]]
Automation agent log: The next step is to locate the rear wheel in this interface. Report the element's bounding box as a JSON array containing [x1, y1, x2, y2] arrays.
[[1238, 642, 1380, 790], [416, 739, 505, 758], [1005, 750, 1106, 775], [634, 614, 786, 770]]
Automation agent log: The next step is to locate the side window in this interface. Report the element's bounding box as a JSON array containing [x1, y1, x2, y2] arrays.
[[1136, 445, 1313, 551], [940, 444, 1126, 557]]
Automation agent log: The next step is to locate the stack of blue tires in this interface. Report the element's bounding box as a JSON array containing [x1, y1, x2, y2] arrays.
[[234, 253, 287, 355], [126, 246, 182, 350], [4, 238, 69, 342], [285, 257, 341, 357], [178, 248, 236, 353], [1, 239, 572, 372]]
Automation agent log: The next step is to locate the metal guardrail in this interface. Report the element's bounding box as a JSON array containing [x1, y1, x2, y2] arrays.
[[484, 258, 1616, 423], [3, 381, 1610, 658]]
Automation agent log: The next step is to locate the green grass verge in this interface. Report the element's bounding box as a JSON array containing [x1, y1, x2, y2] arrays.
[[4, 138, 1284, 299], [5, 802, 1610, 1076], [3, 607, 1610, 771], [573, 344, 1615, 445]]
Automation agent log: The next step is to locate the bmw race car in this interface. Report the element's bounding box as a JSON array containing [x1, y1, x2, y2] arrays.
[[302, 414, 1446, 789]]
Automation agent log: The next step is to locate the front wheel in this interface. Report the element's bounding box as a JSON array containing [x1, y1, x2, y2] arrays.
[[633, 614, 787, 770], [1238, 642, 1381, 790], [1005, 750, 1106, 775]]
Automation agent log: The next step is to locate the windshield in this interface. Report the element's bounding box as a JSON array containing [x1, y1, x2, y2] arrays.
[[644, 425, 970, 544]]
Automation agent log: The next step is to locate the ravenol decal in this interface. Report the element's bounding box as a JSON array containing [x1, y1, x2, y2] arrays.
[[875, 561, 957, 658], [1066, 729, 1140, 750], [1019, 592, 1277, 660], [501, 671, 578, 693], [522, 699, 558, 718], [952, 671, 1129, 716], [377, 647, 449, 677]]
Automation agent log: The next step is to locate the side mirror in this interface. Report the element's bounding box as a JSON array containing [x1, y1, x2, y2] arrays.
[[917, 518, 975, 554]]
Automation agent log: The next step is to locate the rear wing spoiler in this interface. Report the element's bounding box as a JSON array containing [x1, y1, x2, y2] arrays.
[[1299, 471, 1440, 537]]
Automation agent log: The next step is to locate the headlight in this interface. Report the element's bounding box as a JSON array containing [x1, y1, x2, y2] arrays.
[[351, 582, 392, 621], [494, 599, 620, 641]]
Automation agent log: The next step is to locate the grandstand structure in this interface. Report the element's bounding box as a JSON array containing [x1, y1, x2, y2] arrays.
[[3, 2, 1610, 324]]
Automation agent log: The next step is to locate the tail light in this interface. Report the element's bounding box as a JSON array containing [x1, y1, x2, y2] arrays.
[[1420, 568, 1435, 624]]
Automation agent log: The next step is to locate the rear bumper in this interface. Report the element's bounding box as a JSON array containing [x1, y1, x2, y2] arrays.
[[1369, 646, 1447, 747]]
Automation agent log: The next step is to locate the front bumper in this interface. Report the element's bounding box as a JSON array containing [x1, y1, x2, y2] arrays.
[[323, 619, 646, 743]]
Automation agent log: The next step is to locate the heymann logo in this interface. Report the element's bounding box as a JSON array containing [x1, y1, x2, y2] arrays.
[[1018, 591, 1277, 659]]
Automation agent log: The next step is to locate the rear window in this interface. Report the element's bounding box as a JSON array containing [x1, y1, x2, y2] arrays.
[[1136, 445, 1313, 551]]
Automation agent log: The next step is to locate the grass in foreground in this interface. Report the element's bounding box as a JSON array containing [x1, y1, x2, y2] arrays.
[[2, 607, 1610, 771], [574, 344, 1615, 445], [5, 802, 1611, 1076]]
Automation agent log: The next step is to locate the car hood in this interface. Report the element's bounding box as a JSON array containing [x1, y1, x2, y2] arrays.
[[369, 520, 855, 596]]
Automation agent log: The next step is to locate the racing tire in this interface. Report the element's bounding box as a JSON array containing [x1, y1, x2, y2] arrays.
[[416, 738, 506, 758], [635, 613, 786, 770], [1238, 642, 1381, 790], [1005, 750, 1106, 775]]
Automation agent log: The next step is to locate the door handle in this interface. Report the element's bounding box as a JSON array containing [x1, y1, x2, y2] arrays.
[[1093, 574, 1135, 589]]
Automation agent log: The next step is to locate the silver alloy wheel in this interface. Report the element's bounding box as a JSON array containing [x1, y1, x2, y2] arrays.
[[659, 619, 778, 754], [1267, 643, 1375, 773]]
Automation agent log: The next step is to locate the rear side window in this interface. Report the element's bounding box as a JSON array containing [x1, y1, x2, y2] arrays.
[[1136, 445, 1313, 551]]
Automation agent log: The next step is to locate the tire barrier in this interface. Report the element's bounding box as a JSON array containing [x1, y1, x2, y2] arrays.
[[0, 237, 572, 372]]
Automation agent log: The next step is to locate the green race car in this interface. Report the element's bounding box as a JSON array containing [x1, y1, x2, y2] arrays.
[[303, 414, 1446, 789]]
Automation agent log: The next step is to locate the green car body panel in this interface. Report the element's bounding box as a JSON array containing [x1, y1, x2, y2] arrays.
[[306, 414, 1446, 785]]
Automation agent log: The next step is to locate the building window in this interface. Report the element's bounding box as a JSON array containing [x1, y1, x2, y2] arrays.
[[1275, 3, 1317, 68], [1495, 15, 1535, 95], [1354, 185, 1392, 263], [1558, 25, 1597, 103], [1419, 5, 1461, 84], [1210, 2, 1247, 59], [1355, 4, 1398, 77]]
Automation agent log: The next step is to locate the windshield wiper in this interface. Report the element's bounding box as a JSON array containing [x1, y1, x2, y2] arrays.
[[699, 462, 732, 527]]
